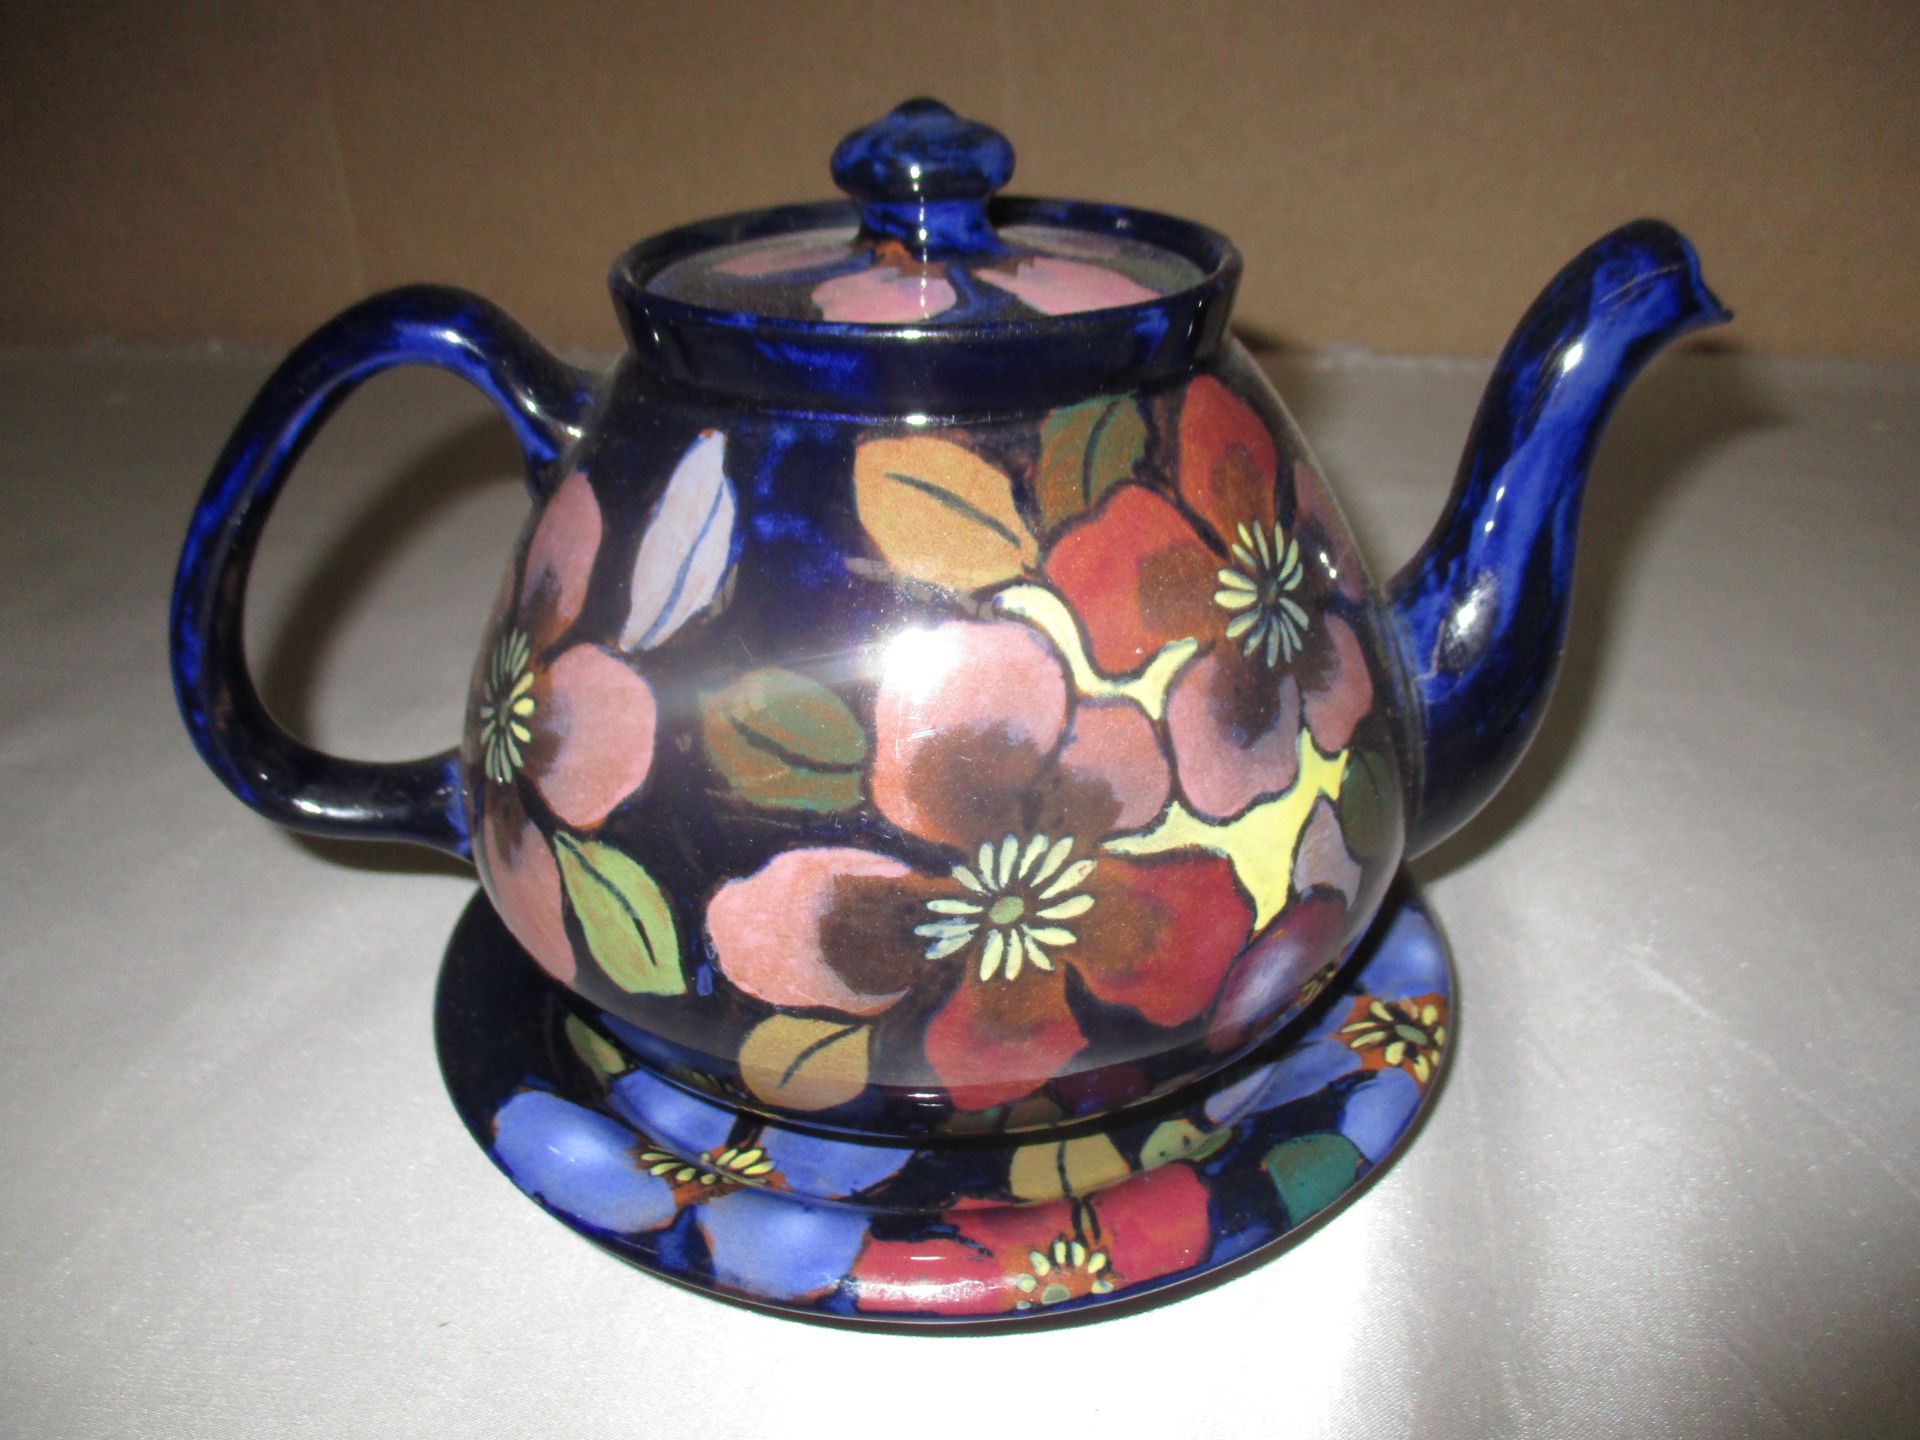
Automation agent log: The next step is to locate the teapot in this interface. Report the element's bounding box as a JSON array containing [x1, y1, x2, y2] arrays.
[[172, 98, 1726, 1318]]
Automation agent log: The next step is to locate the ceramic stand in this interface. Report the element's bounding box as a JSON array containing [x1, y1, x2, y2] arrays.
[[434, 878, 1453, 1325]]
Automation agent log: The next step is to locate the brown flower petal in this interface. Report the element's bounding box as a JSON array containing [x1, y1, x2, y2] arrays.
[[707, 848, 919, 1017], [1046, 697, 1171, 836], [1043, 485, 1221, 676], [1291, 459, 1368, 603]]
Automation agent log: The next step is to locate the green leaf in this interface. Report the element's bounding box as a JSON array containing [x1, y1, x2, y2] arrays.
[[702, 668, 868, 811], [738, 1016, 870, 1112], [553, 835, 685, 996], [1337, 748, 1398, 861], [1262, 1132, 1363, 1224], [1035, 395, 1147, 532]]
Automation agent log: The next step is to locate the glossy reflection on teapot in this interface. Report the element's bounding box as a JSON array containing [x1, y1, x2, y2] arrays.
[[172, 94, 1728, 1268], [464, 349, 1406, 1134]]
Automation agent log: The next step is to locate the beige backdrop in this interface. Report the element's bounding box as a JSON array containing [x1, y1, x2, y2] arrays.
[[2, 0, 1914, 358]]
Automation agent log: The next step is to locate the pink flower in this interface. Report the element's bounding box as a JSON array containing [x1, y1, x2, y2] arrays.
[[706, 618, 1253, 1112], [975, 257, 1162, 316], [812, 240, 957, 323], [472, 433, 736, 983]]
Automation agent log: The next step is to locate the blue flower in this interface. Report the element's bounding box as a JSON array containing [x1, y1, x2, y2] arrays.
[[492, 1064, 910, 1304], [1203, 900, 1448, 1163]]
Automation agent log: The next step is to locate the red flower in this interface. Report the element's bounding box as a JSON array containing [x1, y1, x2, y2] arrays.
[[1044, 375, 1374, 820], [706, 618, 1253, 1111], [851, 1163, 1211, 1316]]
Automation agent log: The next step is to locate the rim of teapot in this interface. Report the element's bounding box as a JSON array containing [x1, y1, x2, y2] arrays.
[[609, 195, 1241, 417]]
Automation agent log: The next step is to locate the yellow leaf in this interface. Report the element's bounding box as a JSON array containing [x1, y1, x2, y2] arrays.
[[1008, 1132, 1128, 1201], [991, 582, 1197, 721], [562, 1014, 628, 1082], [1106, 731, 1347, 928], [853, 436, 1038, 592], [1140, 1118, 1230, 1169], [738, 1016, 870, 1112], [701, 667, 867, 812]]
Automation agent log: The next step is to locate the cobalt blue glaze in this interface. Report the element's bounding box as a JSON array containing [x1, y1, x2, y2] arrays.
[[170, 97, 1727, 1321], [830, 97, 1013, 258], [613, 197, 1239, 412], [435, 879, 1455, 1322], [1386, 220, 1731, 855], [169, 285, 597, 857]]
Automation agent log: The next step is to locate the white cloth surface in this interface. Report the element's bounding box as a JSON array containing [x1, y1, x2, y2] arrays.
[[1, 347, 1915, 1438]]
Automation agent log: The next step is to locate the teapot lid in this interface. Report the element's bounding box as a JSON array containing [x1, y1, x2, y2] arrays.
[[612, 99, 1239, 413], [640, 99, 1207, 326]]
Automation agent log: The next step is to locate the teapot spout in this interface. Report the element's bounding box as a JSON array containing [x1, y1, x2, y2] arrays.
[[1389, 220, 1729, 856]]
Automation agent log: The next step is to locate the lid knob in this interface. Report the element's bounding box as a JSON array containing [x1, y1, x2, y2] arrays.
[[830, 98, 1012, 261]]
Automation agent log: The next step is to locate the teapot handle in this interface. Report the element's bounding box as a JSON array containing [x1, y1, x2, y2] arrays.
[[169, 286, 597, 859]]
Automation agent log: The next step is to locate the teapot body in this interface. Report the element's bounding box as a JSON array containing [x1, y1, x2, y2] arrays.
[[466, 340, 1411, 1135], [171, 102, 1727, 1315]]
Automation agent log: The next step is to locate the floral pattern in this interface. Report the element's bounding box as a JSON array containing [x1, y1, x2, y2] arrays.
[[851, 1164, 1210, 1316], [667, 224, 1192, 325], [708, 616, 1250, 1111], [470, 431, 734, 986], [1203, 900, 1449, 1168], [465, 362, 1397, 1135], [453, 883, 1452, 1321], [1045, 375, 1374, 821], [811, 241, 958, 323], [493, 1059, 912, 1305]]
